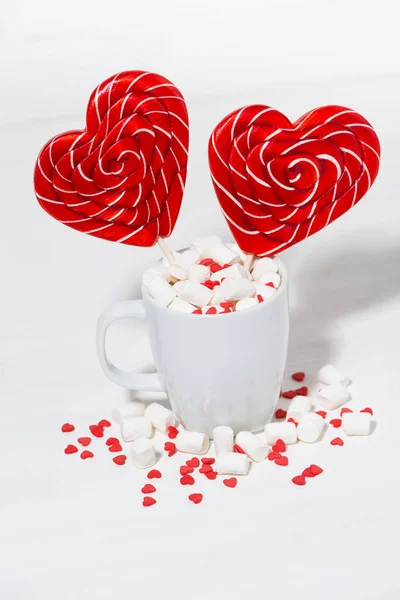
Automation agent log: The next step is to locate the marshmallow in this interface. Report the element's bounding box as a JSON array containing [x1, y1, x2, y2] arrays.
[[191, 235, 222, 256], [227, 242, 247, 265], [172, 280, 184, 293], [205, 242, 240, 265], [265, 422, 297, 445], [212, 425, 234, 454], [317, 383, 351, 410], [258, 271, 281, 288], [252, 257, 278, 280], [112, 401, 145, 424], [174, 249, 200, 270], [175, 431, 210, 454], [297, 413, 325, 443], [120, 416, 153, 442], [235, 431, 268, 462], [142, 267, 168, 286], [144, 402, 175, 434], [169, 263, 188, 281], [287, 395, 312, 422], [342, 412, 371, 436], [254, 282, 275, 300], [178, 280, 213, 307], [318, 364, 350, 387], [130, 438, 157, 469], [214, 278, 255, 303], [146, 275, 176, 307], [215, 452, 250, 475], [188, 264, 210, 283], [235, 297, 259, 312], [169, 297, 197, 314], [211, 263, 247, 282], [162, 251, 179, 267]]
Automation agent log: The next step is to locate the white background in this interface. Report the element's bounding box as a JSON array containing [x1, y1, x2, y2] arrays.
[[1, 1, 400, 598]]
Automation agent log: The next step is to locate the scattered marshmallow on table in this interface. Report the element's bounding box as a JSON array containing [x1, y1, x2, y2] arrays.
[[145, 402, 175, 434], [317, 383, 351, 410], [235, 297, 259, 311], [235, 431, 268, 461], [318, 364, 350, 387], [212, 426, 234, 454], [214, 278, 255, 303], [130, 438, 157, 469], [169, 297, 197, 314], [121, 416, 153, 442], [188, 264, 210, 283], [297, 413, 325, 443], [112, 401, 145, 423], [191, 235, 221, 256], [342, 412, 371, 436], [146, 275, 176, 307], [251, 257, 278, 280], [215, 452, 250, 475], [178, 280, 213, 308], [265, 421, 298, 445], [287, 395, 312, 422], [175, 431, 210, 454]]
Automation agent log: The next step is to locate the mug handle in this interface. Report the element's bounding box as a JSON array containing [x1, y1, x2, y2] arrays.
[[96, 300, 164, 392]]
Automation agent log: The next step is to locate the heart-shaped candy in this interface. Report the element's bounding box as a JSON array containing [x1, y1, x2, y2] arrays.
[[147, 469, 162, 479], [188, 493, 203, 504], [223, 477, 237, 488], [209, 105, 380, 256], [77, 437, 91, 447], [330, 437, 344, 446], [64, 444, 78, 455], [186, 457, 200, 468], [143, 496, 157, 507], [141, 484, 156, 494], [34, 71, 189, 247], [112, 455, 127, 466], [180, 475, 195, 485]]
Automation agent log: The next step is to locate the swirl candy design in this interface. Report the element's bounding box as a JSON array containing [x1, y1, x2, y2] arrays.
[[34, 71, 189, 246], [209, 105, 380, 256]]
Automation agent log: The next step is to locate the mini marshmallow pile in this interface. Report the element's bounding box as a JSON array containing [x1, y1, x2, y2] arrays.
[[142, 235, 281, 314]]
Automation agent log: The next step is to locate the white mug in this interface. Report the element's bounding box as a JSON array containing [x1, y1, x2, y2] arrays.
[[96, 259, 289, 436]]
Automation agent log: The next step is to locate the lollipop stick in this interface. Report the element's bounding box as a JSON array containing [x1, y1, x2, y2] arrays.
[[157, 237, 175, 265], [244, 254, 254, 272]]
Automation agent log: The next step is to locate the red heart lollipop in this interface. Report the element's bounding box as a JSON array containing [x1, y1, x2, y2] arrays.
[[34, 71, 189, 246], [209, 105, 380, 256]]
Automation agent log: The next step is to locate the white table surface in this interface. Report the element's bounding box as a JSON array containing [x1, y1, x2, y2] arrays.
[[2, 2, 400, 597]]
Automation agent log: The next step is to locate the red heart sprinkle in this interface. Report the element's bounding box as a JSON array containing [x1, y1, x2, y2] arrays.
[[265, 281, 275, 288], [330, 418, 342, 428], [340, 407, 353, 416], [106, 437, 120, 446], [80, 450, 94, 460], [223, 477, 237, 488], [268, 451, 282, 461], [292, 372, 305, 382], [220, 301, 234, 309], [206, 307, 217, 314], [292, 475, 306, 486], [275, 456, 289, 466], [180, 475, 195, 485], [295, 386, 308, 396], [201, 457, 215, 465], [189, 493, 203, 504], [330, 437, 344, 446], [89, 425, 104, 438], [186, 457, 200, 468], [210, 263, 223, 273], [77, 437, 91, 447], [361, 407, 373, 415], [302, 468, 315, 478], [315, 411, 327, 419], [202, 279, 215, 290], [180, 465, 194, 475], [141, 484, 156, 494], [167, 425, 179, 439], [309, 464, 323, 476], [143, 496, 157, 507], [192, 309, 202, 314], [234, 444, 245, 454], [257, 294, 264, 303], [147, 469, 162, 479], [109, 443, 123, 453], [64, 444, 78, 454], [272, 439, 286, 453], [113, 455, 126, 465], [199, 465, 213, 474], [287, 418, 298, 426], [98, 419, 111, 428], [281, 390, 296, 399], [200, 258, 214, 267], [275, 409, 287, 419], [205, 470, 218, 480], [61, 423, 75, 433], [164, 442, 176, 457]]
